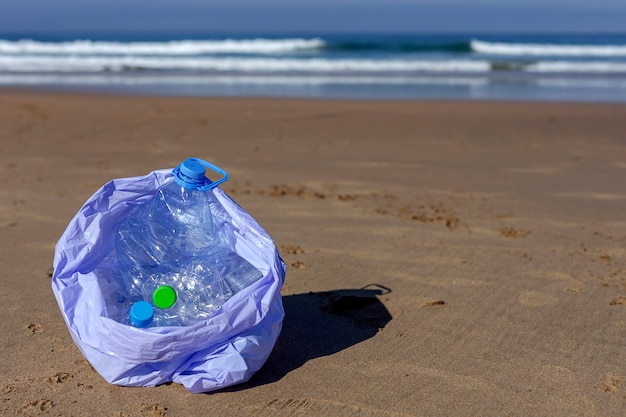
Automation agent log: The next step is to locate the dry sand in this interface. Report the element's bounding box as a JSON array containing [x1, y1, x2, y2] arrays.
[[0, 91, 625, 416]]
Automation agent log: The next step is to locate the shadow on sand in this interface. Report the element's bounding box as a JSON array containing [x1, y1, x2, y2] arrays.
[[226, 284, 392, 390]]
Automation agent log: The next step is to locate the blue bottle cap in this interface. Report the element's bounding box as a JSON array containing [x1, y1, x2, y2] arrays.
[[179, 159, 206, 181], [130, 301, 154, 328], [172, 158, 230, 191]]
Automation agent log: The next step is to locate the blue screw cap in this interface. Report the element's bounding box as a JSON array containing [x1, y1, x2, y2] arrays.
[[172, 158, 230, 191], [130, 301, 154, 328], [180, 159, 206, 180]]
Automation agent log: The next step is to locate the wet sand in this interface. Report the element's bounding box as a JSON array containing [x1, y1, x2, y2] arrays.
[[1, 91, 625, 416]]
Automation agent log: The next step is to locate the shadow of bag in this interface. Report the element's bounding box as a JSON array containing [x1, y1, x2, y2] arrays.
[[51, 166, 286, 393]]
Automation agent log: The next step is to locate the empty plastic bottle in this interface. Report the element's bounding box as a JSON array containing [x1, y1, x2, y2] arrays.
[[113, 158, 263, 327]]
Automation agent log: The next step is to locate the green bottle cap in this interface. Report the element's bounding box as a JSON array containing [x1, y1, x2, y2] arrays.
[[153, 285, 177, 309]]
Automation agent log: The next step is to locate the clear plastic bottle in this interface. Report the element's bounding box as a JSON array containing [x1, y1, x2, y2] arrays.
[[141, 260, 231, 327], [112, 158, 263, 327]]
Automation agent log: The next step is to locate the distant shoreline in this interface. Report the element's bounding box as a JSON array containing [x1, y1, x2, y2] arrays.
[[0, 79, 624, 104], [1, 32, 625, 103]]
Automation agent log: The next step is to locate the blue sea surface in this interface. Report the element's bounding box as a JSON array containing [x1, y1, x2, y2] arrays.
[[0, 32, 625, 102]]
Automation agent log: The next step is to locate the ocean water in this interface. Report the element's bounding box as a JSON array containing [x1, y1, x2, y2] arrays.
[[0, 32, 625, 102]]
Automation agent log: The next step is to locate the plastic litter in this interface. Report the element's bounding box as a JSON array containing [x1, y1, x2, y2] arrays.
[[51, 158, 285, 393]]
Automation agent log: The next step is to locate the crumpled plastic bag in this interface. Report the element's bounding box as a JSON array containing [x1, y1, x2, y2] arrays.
[[51, 168, 285, 393]]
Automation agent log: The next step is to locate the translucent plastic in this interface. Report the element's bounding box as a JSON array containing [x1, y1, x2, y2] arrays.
[[53, 166, 285, 393], [113, 180, 263, 327]]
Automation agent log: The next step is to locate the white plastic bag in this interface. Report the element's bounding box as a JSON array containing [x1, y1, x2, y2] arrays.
[[51, 166, 285, 393]]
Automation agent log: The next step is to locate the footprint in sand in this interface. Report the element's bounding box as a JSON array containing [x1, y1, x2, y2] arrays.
[[290, 261, 309, 269], [116, 404, 168, 417], [595, 374, 624, 393], [498, 227, 531, 238], [27, 323, 43, 334], [419, 300, 446, 308], [267, 184, 326, 200], [48, 372, 73, 384], [278, 244, 304, 255], [137, 404, 168, 417], [19, 399, 54, 415]]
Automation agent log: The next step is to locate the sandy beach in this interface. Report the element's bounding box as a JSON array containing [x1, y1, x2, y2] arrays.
[[1, 91, 625, 416]]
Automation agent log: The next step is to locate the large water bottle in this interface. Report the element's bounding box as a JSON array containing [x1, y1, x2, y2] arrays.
[[113, 158, 263, 327]]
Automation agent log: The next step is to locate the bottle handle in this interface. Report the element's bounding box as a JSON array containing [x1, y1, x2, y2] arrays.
[[196, 158, 230, 191], [173, 158, 230, 191]]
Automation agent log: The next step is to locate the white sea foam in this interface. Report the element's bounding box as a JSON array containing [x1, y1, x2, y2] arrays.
[[526, 61, 626, 73], [0, 38, 325, 55], [3, 73, 625, 95], [471, 40, 626, 57], [0, 55, 490, 73], [2, 53, 626, 75]]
